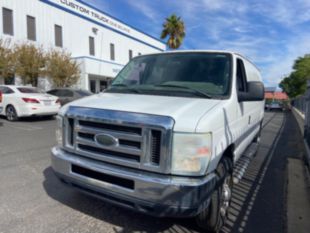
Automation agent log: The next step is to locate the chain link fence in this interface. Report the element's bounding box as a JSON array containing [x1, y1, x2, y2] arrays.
[[293, 81, 310, 147], [292, 96, 307, 114]]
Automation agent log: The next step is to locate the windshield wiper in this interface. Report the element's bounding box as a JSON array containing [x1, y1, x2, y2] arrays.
[[110, 83, 128, 87], [156, 84, 212, 99], [108, 84, 141, 94]]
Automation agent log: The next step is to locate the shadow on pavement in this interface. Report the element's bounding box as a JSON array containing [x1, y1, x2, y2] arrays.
[[221, 112, 285, 233], [0, 115, 55, 122], [42, 167, 200, 233]]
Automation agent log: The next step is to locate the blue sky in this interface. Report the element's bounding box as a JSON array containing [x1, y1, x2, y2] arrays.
[[87, 0, 310, 87]]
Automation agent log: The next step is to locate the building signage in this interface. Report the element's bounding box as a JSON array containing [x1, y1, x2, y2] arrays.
[[50, 0, 131, 34]]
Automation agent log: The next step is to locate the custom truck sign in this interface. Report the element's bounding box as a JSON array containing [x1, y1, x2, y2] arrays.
[[41, 0, 131, 34]]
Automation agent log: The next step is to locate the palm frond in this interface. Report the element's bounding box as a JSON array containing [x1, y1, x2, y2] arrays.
[[160, 14, 186, 49]]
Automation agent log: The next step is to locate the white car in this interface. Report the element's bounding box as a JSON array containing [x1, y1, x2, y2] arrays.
[[268, 102, 284, 111], [0, 85, 61, 121]]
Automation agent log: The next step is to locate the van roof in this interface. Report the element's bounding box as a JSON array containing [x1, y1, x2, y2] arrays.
[[143, 50, 260, 71]]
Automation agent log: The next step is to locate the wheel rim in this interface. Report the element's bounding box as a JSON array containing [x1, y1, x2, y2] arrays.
[[7, 107, 15, 120], [220, 176, 232, 217]]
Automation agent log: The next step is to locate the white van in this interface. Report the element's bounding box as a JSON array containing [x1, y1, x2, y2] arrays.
[[51, 51, 265, 232]]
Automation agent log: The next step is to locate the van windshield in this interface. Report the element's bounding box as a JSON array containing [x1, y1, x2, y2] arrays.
[[106, 53, 232, 99]]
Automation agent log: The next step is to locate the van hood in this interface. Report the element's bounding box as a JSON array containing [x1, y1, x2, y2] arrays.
[[61, 93, 221, 132]]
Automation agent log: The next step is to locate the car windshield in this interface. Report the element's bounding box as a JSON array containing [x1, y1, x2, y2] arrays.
[[106, 53, 232, 98], [17, 87, 41, 93]]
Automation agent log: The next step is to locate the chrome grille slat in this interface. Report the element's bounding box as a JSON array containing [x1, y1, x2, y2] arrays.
[[77, 125, 142, 142], [75, 146, 141, 164], [76, 137, 142, 156], [64, 107, 175, 174]]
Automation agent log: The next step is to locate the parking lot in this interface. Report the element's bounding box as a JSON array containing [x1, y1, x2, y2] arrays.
[[0, 112, 305, 233]]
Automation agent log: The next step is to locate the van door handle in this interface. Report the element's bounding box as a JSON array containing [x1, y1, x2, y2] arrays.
[[248, 116, 251, 125]]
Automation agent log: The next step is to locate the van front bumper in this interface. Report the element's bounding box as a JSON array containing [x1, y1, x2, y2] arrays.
[[51, 146, 217, 217]]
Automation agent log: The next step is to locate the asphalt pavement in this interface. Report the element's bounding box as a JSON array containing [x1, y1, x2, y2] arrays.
[[0, 112, 305, 233]]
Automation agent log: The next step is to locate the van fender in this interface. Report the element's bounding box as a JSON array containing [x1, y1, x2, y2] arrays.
[[206, 144, 235, 174]]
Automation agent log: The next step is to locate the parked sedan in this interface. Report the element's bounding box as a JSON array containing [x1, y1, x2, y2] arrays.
[[46, 88, 92, 105], [268, 102, 285, 111], [0, 85, 61, 121]]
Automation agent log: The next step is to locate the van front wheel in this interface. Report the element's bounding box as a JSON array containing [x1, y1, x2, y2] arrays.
[[196, 157, 233, 233]]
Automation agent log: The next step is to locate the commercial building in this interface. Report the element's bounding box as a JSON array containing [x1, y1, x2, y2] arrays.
[[265, 87, 288, 102], [0, 0, 165, 92]]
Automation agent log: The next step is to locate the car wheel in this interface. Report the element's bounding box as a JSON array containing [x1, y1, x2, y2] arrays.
[[196, 157, 233, 233], [6, 105, 18, 121]]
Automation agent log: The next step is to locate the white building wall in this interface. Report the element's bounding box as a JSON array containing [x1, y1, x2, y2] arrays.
[[0, 0, 165, 91]]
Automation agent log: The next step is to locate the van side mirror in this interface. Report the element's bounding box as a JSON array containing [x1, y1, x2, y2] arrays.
[[238, 81, 265, 102]]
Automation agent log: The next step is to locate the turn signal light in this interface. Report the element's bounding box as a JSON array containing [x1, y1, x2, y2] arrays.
[[22, 98, 40, 103]]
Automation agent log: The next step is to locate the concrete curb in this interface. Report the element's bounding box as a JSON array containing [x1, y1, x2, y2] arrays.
[[304, 139, 310, 168]]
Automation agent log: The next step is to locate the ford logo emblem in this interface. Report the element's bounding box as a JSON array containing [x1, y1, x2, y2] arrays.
[[95, 134, 119, 147]]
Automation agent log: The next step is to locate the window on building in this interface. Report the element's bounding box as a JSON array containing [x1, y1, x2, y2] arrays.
[[129, 50, 133, 60], [4, 76, 14, 85], [54, 25, 63, 47], [27, 15, 36, 41], [89, 36, 95, 56], [90, 79, 96, 93], [2, 8, 14, 35], [110, 43, 115, 61], [100, 80, 108, 92]]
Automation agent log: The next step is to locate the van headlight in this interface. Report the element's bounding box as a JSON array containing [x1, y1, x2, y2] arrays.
[[171, 133, 212, 176], [56, 115, 63, 146]]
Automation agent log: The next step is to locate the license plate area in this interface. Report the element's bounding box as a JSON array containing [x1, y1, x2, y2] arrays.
[[43, 100, 52, 106], [71, 164, 135, 190]]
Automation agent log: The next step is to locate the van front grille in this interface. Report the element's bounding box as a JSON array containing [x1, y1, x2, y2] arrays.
[[79, 120, 142, 135], [78, 144, 140, 162], [63, 107, 174, 174], [150, 130, 161, 165]]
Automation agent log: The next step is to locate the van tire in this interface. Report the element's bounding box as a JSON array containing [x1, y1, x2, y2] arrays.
[[253, 121, 263, 144], [196, 157, 233, 233], [6, 105, 18, 121]]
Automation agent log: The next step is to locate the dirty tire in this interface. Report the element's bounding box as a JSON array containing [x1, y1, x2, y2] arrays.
[[196, 157, 233, 233], [253, 121, 262, 144]]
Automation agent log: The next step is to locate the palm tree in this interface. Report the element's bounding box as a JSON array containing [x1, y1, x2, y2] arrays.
[[160, 14, 185, 49]]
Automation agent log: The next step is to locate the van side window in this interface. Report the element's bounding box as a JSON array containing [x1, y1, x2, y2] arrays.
[[236, 59, 247, 92]]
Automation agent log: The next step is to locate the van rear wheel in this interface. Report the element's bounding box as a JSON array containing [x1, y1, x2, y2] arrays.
[[196, 157, 233, 233], [253, 122, 262, 144], [253, 121, 263, 156]]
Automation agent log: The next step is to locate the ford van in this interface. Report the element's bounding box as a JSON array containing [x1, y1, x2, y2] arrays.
[[51, 51, 265, 232]]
